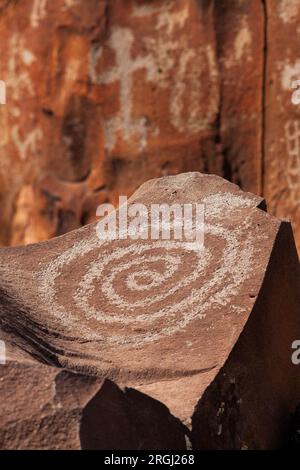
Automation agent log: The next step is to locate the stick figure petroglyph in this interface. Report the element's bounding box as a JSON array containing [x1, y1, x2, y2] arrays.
[[0, 340, 5, 365]]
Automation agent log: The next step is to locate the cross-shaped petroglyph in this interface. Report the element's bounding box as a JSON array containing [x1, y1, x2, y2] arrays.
[[89, 27, 156, 152], [284, 119, 300, 191]]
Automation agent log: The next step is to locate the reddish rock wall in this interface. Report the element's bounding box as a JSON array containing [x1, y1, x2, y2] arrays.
[[0, 0, 220, 245], [0, 0, 299, 253], [264, 0, 300, 254]]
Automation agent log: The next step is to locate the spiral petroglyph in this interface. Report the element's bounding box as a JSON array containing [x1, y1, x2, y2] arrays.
[[37, 192, 256, 347]]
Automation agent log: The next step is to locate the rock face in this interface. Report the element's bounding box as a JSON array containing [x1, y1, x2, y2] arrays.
[[0, 353, 187, 450], [214, 0, 264, 195], [0, 0, 220, 246], [264, 0, 300, 254], [0, 0, 299, 254], [0, 172, 299, 449], [288, 405, 300, 449]]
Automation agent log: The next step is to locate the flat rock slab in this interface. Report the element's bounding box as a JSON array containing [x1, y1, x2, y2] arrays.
[[0, 172, 299, 449]]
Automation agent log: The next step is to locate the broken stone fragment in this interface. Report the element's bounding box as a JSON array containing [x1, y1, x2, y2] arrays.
[[0, 172, 299, 449]]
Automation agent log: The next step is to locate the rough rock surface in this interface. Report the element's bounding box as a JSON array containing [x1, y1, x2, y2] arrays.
[[0, 0, 220, 246], [264, 0, 300, 254], [214, 0, 264, 195], [288, 405, 300, 449], [0, 349, 187, 450], [0, 0, 299, 255], [0, 172, 299, 449]]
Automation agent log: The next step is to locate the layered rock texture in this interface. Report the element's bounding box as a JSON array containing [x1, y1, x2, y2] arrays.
[[0, 173, 299, 449], [0, 0, 299, 254]]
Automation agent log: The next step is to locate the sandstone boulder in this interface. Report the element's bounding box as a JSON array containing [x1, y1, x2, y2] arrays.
[[0, 172, 299, 449]]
